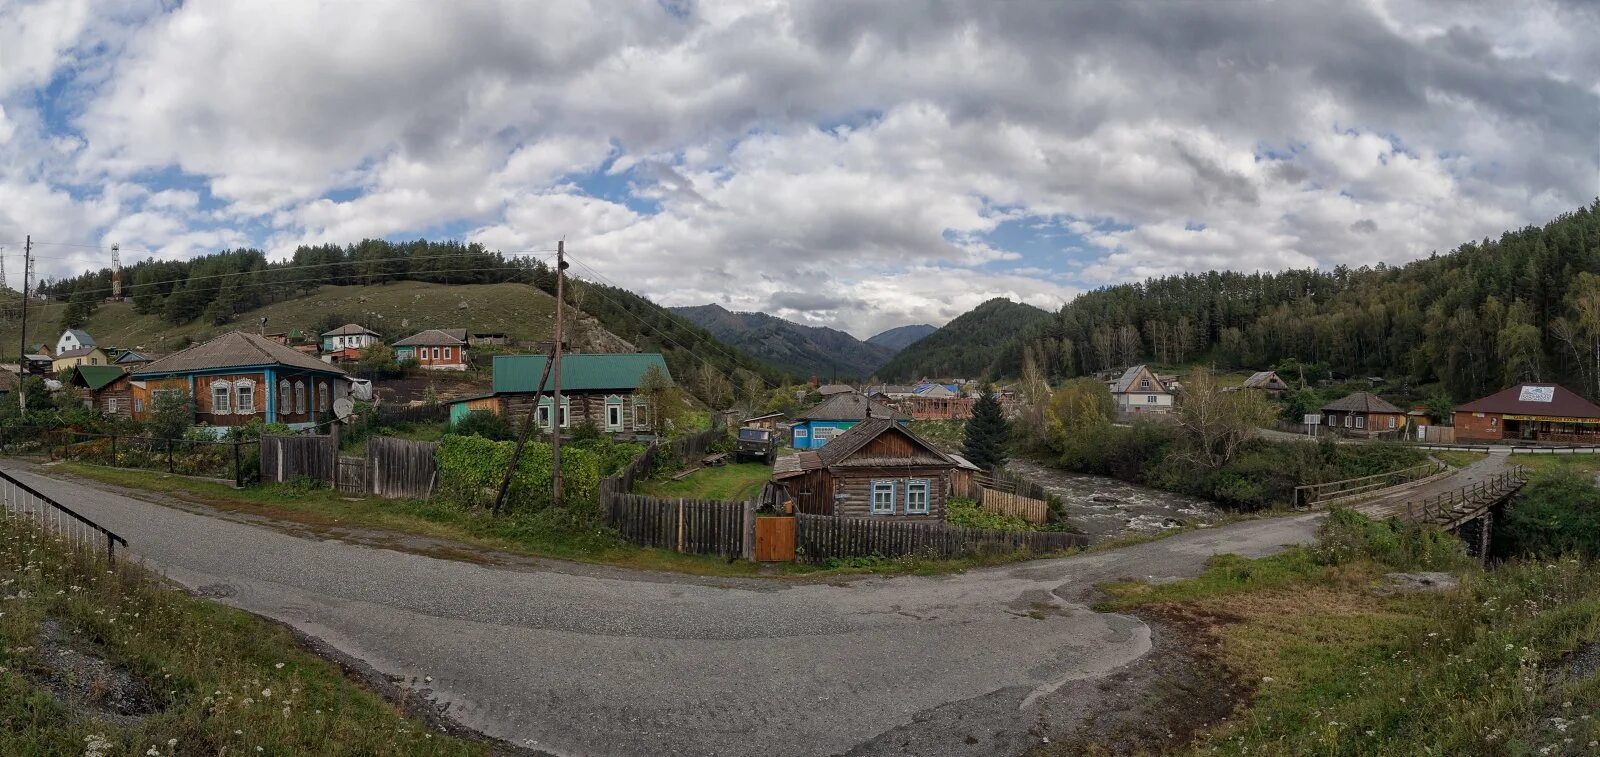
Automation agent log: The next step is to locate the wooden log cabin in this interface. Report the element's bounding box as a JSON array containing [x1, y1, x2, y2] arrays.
[[770, 417, 959, 521], [446, 353, 672, 435]]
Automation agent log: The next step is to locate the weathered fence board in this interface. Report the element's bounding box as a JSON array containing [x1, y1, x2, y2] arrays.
[[367, 436, 438, 499], [979, 488, 1049, 524], [336, 455, 367, 494], [604, 494, 746, 557], [261, 434, 336, 484], [793, 514, 1086, 564]]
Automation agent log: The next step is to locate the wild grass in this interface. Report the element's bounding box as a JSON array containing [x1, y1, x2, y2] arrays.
[[634, 463, 770, 501], [1434, 450, 1488, 469], [1510, 453, 1600, 478], [0, 512, 482, 755], [1100, 509, 1600, 755]]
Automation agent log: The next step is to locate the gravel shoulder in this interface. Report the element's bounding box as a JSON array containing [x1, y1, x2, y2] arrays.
[[2, 458, 1319, 756]]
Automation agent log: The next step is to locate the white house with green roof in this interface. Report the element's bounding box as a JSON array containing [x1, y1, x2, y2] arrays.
[[448, 353, 673, 434]]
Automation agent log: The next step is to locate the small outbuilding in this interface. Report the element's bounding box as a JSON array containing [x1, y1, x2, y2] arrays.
[[770, 417, 957, 520], [790, 393, 909, 450], [1454, 384, 1600, 443], [1239, 370, 1291, 395]]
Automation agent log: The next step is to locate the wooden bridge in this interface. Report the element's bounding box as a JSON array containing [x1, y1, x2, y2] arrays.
[[1355, 460, 1528, 557]]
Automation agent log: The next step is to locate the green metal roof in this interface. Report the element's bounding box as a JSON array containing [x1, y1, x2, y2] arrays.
[[493, 353, 671, 393], [74, 365, 126, 391]]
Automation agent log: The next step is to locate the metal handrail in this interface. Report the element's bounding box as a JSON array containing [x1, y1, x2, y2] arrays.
[[0, 468, 127, 560]]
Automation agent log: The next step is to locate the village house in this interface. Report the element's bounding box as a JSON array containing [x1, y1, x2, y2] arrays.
[[790, 393, 910, 450], [1454, 384, 1600, 443], [816, 384, 857, 397], [446, 353, 672, 434], [393, 329, 469, 370], [70, 365, 132, 419], [1321, 392, 1408, 435], [320, 324, 380, 353], [1238, 370, 1291, 395], [114, 350, 156, 368], [864, 384, 918, 401], [52, 345, 111, 374], [770, 417, 958, 521], [21, 349, 52, 375], [130, 331, 350, 431], [1109, 365, 1174, 414], [468, 331, 509, 347], [55, 329, 95, 355]]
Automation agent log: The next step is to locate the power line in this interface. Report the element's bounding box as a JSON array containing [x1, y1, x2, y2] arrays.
[[563, 253, 783, 392]]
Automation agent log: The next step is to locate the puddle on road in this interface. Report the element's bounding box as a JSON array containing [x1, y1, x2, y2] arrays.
[[1006, 459, 1223, 543]]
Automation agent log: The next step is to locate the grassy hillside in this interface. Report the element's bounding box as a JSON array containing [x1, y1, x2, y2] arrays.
[[876, 298, 1051, 380], [0, 281, 630, 355], [670, 303, 891, 380]]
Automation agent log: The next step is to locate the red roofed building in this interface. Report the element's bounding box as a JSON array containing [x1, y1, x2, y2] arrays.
[[1454, 384, 1600, 442]]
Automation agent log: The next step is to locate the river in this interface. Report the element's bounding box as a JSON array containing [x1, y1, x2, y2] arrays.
[[1005, 458, 1224, 543]]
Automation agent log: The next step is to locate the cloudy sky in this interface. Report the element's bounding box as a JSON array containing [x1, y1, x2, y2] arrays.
[[1, 0, 1597, 338]]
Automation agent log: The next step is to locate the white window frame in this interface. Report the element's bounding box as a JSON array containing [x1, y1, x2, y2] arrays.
[[537, 403, 552, 429], [211, 380, 231, 415], [1388, 416, 1397, 429], [234, 379, 256, 414], [1147, 395, 1158, 403], [904, 480, 930, 514], [633, 398, 651, 430], [279, 380, 292, 413], [1343, 414, 1353, 428], [442, 347, 452, 361], [1355, 416, 1365, 429], [133, 397, 143, 413], [870, 480, 896, 515], [559, 397, 570, 428], [294, 381, 306, 414], [431, 347, 440, 361], [605, 395, 623, 430], [106, 397, 119, 414], [318, 382, 330, 412]]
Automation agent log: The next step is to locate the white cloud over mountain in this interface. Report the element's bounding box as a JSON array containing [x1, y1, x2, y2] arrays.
[[0, 0, 1595, 336]]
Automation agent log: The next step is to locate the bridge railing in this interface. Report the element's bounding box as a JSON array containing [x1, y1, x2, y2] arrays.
[[1401, 465, 1527, 528], [1295, 461, 1447, 509]]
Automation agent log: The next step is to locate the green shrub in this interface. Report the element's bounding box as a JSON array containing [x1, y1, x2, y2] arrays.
[[946, 497, 1034, 531], [1499, 468, 1600, 558], [1312, 508, 1469, 570], [434, 434, 642, 512], [452, 409, 513, 441]]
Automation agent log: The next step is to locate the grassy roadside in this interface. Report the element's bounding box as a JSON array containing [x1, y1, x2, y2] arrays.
[[1091, 510, 1600, 755], [1433, 450, 1488, 468], [0, 512, 484, 755], [1510, 453, 1600, 478], [51, 462, 1054, 578]]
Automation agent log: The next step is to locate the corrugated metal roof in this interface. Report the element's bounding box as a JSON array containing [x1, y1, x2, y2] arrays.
[[492, 353, 671, 393], [66, 329, 95, 347], [793, 393, 909, 421], [321, 323, 378, 336], [133, 331, 347, 377], [1456, 384, 1600, 419], [394, 329, 467, 346], [1321, 391, 1404, 414], [73, 365, 126, 390], [1111, 365, 1168, 394]]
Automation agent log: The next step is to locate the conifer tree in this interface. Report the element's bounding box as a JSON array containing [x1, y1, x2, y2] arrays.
[[963, 386, 1010, 472]]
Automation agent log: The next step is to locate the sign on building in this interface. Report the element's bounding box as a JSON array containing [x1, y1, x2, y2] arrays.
[[1518, 385, 1555, 403]]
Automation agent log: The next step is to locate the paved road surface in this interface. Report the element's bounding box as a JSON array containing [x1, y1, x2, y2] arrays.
[[1355, 449, 1511, 520], [1, 461, 1319, 756]]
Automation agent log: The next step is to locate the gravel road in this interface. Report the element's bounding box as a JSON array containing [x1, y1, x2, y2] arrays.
[[1, 460, 1319, 756]]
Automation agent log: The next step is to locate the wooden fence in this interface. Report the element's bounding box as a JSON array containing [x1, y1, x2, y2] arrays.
[[793, 514, 1087, 563], [603, 493, 748, 557], [979, 489, 1049, 524], [366, 436, 438, 498], [261, 434, 336, 484], [1293, 461, 1447, 509], [597, 427, 725, 501]]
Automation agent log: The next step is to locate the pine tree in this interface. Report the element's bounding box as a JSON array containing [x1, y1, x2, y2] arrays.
[[963, 386, 1010, 472]]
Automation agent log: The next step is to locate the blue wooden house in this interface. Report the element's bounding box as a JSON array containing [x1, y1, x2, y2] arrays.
[[789, 393, 909, 449]]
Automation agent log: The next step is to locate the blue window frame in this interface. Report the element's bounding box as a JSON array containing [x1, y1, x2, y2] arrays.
[[904, 480, 930, 514], [870, 480, 896, 514]]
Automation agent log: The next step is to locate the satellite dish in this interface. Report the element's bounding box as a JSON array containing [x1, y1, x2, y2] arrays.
[[333, 397, 354, 420]]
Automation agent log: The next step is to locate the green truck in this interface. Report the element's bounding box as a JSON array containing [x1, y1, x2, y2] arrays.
[[734, 426, 778, 465]]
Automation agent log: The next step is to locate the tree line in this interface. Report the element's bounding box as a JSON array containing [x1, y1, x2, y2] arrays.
[[993, 200, 1600, 403]]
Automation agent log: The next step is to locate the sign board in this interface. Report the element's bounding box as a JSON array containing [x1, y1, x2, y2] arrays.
[[1518, 385, 1555, 403], [1303, 414, 1322, 426]]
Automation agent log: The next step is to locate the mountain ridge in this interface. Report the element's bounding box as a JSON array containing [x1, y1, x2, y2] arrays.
[[670, 303, 894, 380], [866, 323, 937, 352], [875, 298, 1052, 381]]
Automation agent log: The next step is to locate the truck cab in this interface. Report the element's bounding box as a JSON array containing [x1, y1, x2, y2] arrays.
[[735, 426, 777, 465]]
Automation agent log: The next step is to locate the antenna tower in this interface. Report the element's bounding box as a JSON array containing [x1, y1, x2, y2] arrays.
[[110, 243, 123, 301]]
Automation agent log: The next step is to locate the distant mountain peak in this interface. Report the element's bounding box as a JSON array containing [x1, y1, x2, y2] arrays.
[[670, 303, 894, 380], [866, 323, 937, 352]]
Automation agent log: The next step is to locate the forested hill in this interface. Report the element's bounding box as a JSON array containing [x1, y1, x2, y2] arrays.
[[670, 304, 892, 380], [33, 239, 785, 393], [994, 201, 1600, 402], [866, 324, 936, 352], [875, 298, 1051, 380]]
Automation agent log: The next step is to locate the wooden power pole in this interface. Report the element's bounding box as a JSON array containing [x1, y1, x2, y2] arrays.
[[490, 241, 567, 514], [16, 236, 29, 418], [550, 240, 567, 507]]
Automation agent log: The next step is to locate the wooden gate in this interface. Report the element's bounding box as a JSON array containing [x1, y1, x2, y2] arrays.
[[335, 455, 367, 494], [755, 516, 796, 562]]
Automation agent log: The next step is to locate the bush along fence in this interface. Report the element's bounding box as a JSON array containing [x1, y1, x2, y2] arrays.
[[596, 427, 726, 502], [49, 430, 262, 488]]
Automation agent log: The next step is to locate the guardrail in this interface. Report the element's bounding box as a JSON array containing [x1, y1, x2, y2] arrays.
[[0, 468, 127, 561], [1401, 466, 1527, 528], [1294, 461, 1447, 509]]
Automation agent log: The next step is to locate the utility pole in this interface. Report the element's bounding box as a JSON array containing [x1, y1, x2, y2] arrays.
[[16, 236, 29, 417], [550, 240, 567, 507], [109, 243, 123, 301], [491, 241, 567, 514]]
